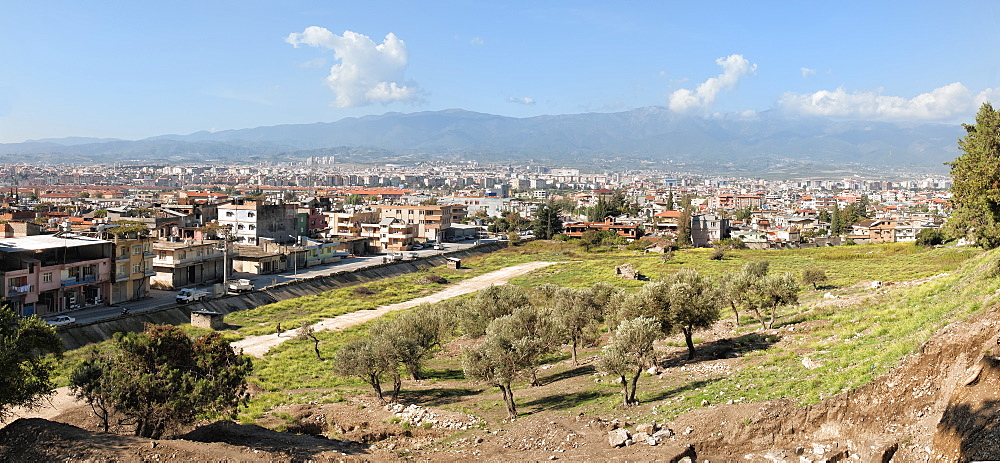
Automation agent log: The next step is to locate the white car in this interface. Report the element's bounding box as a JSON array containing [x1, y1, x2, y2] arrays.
[[47, 315, 76, 326]]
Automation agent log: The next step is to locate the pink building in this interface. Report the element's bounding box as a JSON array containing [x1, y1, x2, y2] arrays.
[[0, 234, 113, 316]]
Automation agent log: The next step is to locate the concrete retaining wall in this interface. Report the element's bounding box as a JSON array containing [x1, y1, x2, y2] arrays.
[[58, 241, 508, 350]]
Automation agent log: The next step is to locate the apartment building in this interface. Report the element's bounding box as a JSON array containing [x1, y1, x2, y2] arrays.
[[151, 239, 225, 289], [98, 226, 155, 304], [0, 234, 113, 316], [218, 200, 296, 245], [375, 204, 466, 242], [361, 218, 416, 251]]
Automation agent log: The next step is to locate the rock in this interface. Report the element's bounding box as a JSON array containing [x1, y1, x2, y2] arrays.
[[635, 422, 658, 435], [632, 431, 649, 442], [802, 356, 823, 370], [646, 366, 660, 375], [700, 399, 710, 406], [684, 426, 694, 435], [608, 429, 630, 447], [823, 292, 836, 299]]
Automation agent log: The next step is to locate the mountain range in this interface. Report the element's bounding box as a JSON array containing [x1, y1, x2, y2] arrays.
[[0, 107, 964, 172]]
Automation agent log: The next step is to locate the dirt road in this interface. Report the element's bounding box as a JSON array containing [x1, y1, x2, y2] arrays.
[[233, 261, 560, 358]]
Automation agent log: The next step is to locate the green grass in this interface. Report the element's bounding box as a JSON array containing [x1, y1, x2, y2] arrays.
[[47, 239, 990, 436]]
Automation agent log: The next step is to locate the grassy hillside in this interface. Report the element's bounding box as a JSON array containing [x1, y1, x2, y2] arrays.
[[231, 241, 983, 425]]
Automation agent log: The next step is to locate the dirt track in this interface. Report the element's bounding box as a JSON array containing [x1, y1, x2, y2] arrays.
[[233, 261, 559, 357], [0, 261, 560, 428]]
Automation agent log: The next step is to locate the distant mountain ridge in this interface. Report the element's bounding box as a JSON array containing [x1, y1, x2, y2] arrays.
[[0, 107, 963, 170]]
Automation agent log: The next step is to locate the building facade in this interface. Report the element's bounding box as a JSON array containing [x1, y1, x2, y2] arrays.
[[0, 234, 113, 316]]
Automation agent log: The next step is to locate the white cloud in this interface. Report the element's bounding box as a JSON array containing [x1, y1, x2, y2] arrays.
[[508, 96, 535, 105], [779, 83, 998, 120], [299, 58, 327, 68], [800, 67, 816, 78], [668, 54, 756, 113], [470, 36, 485, 46], [286, 26, 420, 107]]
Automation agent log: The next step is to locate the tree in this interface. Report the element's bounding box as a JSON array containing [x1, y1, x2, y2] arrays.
[[719, 260, 769, 327], [915, 228, 945, 247], [69, 350, 114, 432], [579, 229, 602, 251], [0, 306, 62, 422], [665, 192, 674, 211], [947, 104, 1000, 248], [801, 268, 828, 289], [677, 196, 693, 246], [463, 308, 554, 419], [748, 273, 799, 330], [735, 207, 753, 222], [551, 287, 602, 365], [666, 269, 722, 360], [596, 317, 661, 407], [818, 209, 831, 223], [71, 325, 252, 439], [531, 202, 564, 240], [589, 198, 611, 221], [369, 305, 453, 380], [296, 322, 322, 360], [459, 285, 531, 337], [830, 202, 843, 235], [344, 193, 363, 205], [333, 337, 401, 404]]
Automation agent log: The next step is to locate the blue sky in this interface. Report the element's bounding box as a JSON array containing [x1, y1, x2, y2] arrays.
[[2, 1, 999, 143]]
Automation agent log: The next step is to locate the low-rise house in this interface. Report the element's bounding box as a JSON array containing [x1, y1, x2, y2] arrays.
[[690, 214, 729, 247], [563, 218, 643, 241]]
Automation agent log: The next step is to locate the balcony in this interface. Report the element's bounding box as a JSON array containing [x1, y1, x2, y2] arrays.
[[115, 273, 129, 282], [144, 268, 156, 277], [62, 276, 97, 288], [6, 284, 31, 296], [115, 254, 130, 263]]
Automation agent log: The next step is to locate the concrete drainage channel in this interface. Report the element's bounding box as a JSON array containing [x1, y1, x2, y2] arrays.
[[57, 241, 509, 350]]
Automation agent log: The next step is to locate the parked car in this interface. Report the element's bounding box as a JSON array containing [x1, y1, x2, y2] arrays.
[[176, 288, 212, 304], [432, 243, 445, 250], [47, 315, 76, 326], [226, 278, 255, 293]]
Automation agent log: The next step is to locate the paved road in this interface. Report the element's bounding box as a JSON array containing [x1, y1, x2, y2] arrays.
[[48, 239, 495, 326]]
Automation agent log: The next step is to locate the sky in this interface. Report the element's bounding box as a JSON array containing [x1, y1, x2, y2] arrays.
[[2, 1, 999, 143]]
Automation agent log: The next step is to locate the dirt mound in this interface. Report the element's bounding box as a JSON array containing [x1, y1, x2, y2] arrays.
[[0, 418, 280, 462], [177, 420, 356, 460], [657, 302, 1000, 462]]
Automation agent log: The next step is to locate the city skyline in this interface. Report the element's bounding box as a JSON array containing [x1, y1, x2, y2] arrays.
[[2, 1, 999, 143]]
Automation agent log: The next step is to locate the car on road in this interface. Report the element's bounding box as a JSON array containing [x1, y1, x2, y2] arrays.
[[176, 288, 212, 304], [46, 315, 76, 326]]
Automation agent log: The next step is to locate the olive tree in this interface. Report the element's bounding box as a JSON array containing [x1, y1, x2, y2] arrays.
[[333, 336, 401, 404], [596, 317, 661, 407], [463, 307, 557, 419], [666, 268, 722, 359], [551, 287, 602, 365], [801, 268, 828, 290], [748, 272, 800, 330]]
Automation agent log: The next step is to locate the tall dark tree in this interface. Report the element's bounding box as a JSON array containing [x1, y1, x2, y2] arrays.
[[0, 306, 62, 422], [531, 202, 564, 239], [947, 103, 1000, 248], [830, 202, 843, 235]]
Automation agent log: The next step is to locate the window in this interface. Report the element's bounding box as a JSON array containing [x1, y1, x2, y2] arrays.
[[117, 265, 126, 276], [179, 251, 186, 259], [132, 264, 141, 274], [133, 245, 142, 255], [8, 277, 19, 287], [247, 212, 255, 218], [248, 224, 256, 230], [68, 267, 79, 278], [158, 251, 166, 259], [226, 211, 234, 217], [43, 272, 52, 283], [143, 244, 151, 253], [119, 247, 128, 257], [196, 249, 202, 257]]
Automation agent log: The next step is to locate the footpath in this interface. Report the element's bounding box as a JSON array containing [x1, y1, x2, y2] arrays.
[[233, 261, 560, 357]]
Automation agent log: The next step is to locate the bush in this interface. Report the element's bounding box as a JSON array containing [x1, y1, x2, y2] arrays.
[[709, 248, 725, 260], [915, 228, 945, 247]]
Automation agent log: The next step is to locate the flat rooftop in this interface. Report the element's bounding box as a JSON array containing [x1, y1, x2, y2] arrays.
[[0, 234, 110, 252]]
